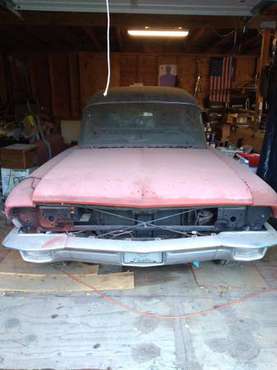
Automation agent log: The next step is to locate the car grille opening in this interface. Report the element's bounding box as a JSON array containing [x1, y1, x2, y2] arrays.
[[34, 205, 272, 239]]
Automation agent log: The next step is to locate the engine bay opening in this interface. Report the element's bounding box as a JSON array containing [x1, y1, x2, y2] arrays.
[[11, 205, 272, 239]]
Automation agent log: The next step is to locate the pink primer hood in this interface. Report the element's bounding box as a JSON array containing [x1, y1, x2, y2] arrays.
[[5, 147, 277, 214]]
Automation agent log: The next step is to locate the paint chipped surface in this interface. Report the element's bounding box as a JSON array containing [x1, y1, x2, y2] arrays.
[[5, 147, 277, 212], [31, 148, 253, 206]]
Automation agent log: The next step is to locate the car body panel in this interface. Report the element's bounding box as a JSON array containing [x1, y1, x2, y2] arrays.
[[31, 147, 255, 206], [214, 150, 277, 216], [5, 146, 277, 214]]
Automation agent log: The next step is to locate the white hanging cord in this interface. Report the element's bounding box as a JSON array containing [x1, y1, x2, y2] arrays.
[[103, 0, 111, 96]]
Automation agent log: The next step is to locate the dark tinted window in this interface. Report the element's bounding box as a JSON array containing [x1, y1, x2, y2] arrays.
[[79, 102, 206, 148]]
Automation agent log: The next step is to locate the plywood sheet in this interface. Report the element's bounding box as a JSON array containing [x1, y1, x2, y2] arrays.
[[0, 250, 134, 292], [0, 251, 98, 275], [0, 271, 134, 292]]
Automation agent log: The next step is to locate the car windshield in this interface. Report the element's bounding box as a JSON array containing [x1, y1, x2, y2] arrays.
[[79, 102, 206, 148]]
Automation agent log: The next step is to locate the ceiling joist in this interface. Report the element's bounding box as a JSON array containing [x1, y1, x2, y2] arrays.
[[82, 27, 102, 51]]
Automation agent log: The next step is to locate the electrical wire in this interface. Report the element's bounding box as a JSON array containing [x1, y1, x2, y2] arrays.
[[91, 208, 196, 239], [58, 266, 277, 321], [103, 0, 111, 97]]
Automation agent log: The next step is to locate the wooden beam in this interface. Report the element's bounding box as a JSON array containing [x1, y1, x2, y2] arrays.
[[0, 11, 251, 29], [115, 27, 124, 52], [19, 25, 50, 48], [82, 27, 102, 51], [208, 31, 235, 52], [253, 2, 277, 15], [263, 3, 277, 15], [54, 27, 90, 50], [248, 14, 277, 28], [260, 30, 272, 66], [240, 34, 261, 54], [184, 27, 208, 52]]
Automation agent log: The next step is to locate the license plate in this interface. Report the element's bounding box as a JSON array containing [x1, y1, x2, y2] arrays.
[[123, 252, 163, 265]]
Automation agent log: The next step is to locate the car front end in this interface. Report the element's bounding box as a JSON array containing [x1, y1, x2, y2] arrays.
[[2, 87, 277, 266], [3, 204, 277, 266]]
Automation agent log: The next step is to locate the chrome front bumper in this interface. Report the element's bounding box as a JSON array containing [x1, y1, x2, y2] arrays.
[[2, 224, 277, 266]]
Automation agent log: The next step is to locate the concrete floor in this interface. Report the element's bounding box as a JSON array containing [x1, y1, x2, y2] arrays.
[[0, 220, 277, 369]]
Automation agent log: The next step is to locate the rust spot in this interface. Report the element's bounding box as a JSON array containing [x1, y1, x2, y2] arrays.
[[42, 235, 67, 250]]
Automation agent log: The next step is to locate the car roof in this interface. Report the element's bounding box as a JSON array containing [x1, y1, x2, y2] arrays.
[[85, 86, 198, 107]]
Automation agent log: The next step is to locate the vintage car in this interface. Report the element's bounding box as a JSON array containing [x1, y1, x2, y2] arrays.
[[3, 87, 277, 266]]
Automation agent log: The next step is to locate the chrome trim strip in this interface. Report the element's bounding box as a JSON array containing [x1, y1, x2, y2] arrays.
[[2, 223, 276, 265]]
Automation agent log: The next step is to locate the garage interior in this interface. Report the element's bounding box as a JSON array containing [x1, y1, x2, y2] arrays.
[[0, 1, 277, 369]]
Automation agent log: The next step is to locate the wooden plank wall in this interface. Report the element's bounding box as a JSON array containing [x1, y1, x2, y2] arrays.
[[0, 53, 257, 120], [29, 54, 52, 115], [0, 56, 8, 108]]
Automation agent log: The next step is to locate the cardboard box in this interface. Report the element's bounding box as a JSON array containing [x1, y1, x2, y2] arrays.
[[0, 144, 38, 169]]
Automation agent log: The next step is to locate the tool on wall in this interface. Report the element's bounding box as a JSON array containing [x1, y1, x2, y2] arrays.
[[193, 59, 201, 98], [194, 76, 201, 97]]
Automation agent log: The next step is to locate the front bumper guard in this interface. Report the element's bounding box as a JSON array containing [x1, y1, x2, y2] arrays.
[[2, 223, 277, 266]]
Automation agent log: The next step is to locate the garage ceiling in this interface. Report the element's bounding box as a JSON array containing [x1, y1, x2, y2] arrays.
[[13, 0, 271, 16], [0, 1, 276, 54]]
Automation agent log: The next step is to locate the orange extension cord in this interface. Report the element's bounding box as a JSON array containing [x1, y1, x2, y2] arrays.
[[59, 266, 277, 321]]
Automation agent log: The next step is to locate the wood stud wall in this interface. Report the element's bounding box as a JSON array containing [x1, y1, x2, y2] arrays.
[[0, 53, 258, 120]]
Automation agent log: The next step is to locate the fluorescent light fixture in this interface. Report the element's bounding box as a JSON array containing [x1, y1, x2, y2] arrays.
[[128, 29, 189, 38]]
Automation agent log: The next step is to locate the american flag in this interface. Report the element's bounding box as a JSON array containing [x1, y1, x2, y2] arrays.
[[209, 57, 234, 103]]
